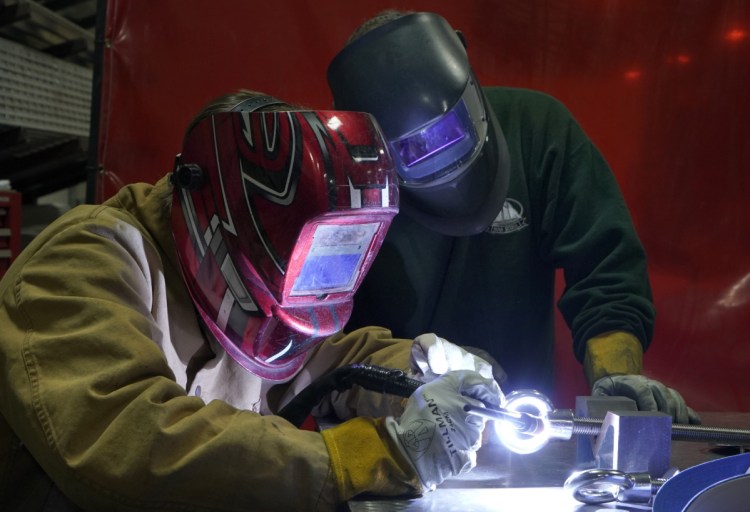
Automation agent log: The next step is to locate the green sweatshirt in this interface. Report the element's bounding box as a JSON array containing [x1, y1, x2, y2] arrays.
[[0, 177, 419, 511], [347, 87, 655, 394]]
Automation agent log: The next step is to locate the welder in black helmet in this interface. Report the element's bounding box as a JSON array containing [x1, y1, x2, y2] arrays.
[[328, 10, 699, 424]]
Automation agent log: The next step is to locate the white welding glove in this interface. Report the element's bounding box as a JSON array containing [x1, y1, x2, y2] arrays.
[[385, 370, 502, 491], [592, 374, 701, 424], [411, 333, 508, 389]]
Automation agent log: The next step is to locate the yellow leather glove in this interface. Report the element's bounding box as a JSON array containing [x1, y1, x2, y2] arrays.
[[321, 416, 421, 502], [584, 331, 700, 424], [583, 331, 643, 386]]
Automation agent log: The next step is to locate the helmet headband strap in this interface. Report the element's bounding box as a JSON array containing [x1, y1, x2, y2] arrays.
[[232, 95, 286, 113]]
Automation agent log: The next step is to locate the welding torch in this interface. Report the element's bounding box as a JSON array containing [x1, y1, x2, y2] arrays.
[[277, 364, 750, 456], [464, 402, 545, 434]]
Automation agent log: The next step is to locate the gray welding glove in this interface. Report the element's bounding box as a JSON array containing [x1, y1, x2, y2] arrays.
[[385, 370, 502, 491], [592, 374, 701, 424], [411, 333, 508, 393]]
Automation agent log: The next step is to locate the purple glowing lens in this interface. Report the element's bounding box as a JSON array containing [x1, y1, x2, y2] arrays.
[[395, 111, 467, 168], [291, 223, 379, 296]]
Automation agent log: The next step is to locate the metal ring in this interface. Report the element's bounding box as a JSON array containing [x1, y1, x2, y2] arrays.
[[564, 469, 632, 504], [495, 390, 554, 454]]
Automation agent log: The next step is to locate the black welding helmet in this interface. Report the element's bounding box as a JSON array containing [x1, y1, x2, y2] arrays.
[[328, 12, 510, 236]]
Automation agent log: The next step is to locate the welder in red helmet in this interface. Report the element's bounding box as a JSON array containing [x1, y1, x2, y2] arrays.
[[329, 11, 698, 424], [0, 90, 502, 511]]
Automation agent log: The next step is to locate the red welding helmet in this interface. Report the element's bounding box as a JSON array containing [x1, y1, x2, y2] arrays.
[[171, 99, 398, 380]]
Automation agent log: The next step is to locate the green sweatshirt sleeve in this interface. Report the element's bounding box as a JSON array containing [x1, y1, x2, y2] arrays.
[[523, 90, 655, 359]]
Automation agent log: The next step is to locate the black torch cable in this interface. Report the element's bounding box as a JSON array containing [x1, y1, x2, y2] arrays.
[[277, 364, 424, 427]]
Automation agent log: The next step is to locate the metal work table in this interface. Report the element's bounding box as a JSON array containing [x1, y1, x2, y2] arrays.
[[347, 412, 750, 511]]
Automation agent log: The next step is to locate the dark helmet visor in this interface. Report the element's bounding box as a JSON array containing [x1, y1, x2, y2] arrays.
[[391, 78, 487, 185]]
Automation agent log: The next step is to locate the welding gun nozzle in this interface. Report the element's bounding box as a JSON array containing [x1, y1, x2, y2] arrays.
[[463, 404, 544, 435]]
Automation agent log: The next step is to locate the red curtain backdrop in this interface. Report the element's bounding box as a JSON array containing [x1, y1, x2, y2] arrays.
[[97, 0, 750, 411]]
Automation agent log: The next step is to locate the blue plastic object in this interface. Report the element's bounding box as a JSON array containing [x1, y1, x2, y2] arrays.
[[653, 452, 750, 512]]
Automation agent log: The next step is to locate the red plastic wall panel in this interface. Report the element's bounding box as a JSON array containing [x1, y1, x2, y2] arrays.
[[97, 0, 750, 411], [0, 190, 22, 277]]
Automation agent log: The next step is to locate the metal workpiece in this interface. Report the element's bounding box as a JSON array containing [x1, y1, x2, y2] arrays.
[[466, 391, 750, 507], [547, 409, 585, 441], [348, 411, 750, 511], [564, 468, 668, 505], [576, 395, 639, 466], [593, 411, 673, 477], [468, 391, 750, 458], [575, 412, 750, 446], [669, 422, 750, 444]]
